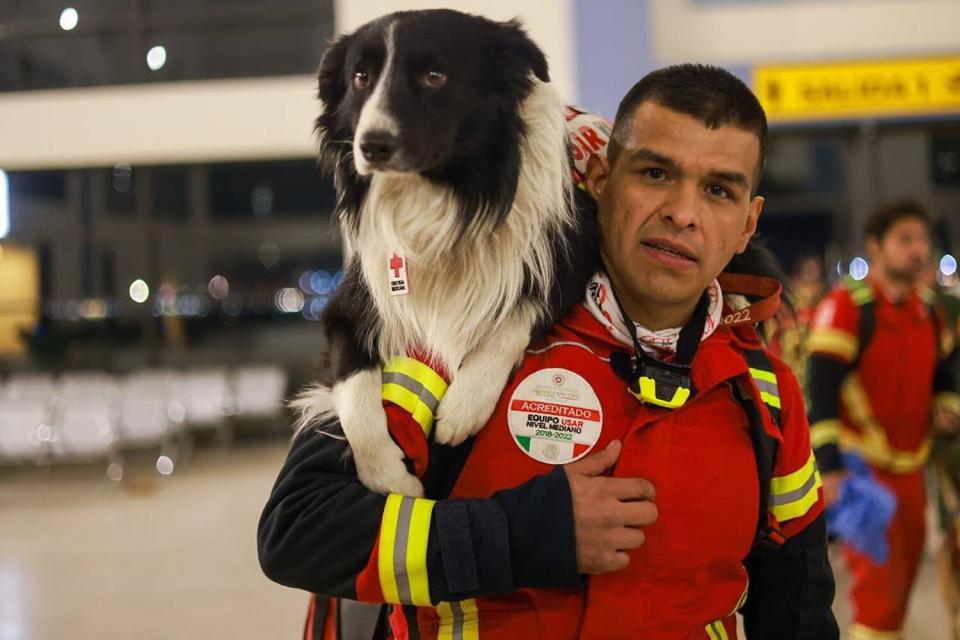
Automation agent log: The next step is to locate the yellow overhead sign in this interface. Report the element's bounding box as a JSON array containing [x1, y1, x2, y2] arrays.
[[754, 57, 960, 122]]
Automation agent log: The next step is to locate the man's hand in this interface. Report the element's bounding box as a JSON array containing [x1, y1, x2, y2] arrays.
[[821, 470, 849, 507], [563, 440, 658, 575]]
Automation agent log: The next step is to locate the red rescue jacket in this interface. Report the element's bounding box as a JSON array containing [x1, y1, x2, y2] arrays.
[[807, 276, 957, 473], [350, 303, 824, 639]]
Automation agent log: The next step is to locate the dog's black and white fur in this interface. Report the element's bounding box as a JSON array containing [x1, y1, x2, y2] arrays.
[[292, 10, 600, 496]]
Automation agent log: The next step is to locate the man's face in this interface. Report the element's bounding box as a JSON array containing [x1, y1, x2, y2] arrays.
[[867, 218, 931, 284], [586, 101, 764, 315]]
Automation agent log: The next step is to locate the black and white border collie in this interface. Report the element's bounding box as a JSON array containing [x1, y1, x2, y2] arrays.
[[292, 10, 599, 496]]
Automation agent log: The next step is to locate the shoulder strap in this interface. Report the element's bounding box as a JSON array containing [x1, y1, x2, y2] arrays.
[[846, 279, 946, 360], [843, 276, 875, 366], [742, 349, 782, 428], [735, 348, 786, 554], [921, 293, 946, 358]]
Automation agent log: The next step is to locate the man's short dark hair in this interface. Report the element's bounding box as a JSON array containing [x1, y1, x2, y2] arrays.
[[608, 64, 768, 192], [865, 200, 932, 241]]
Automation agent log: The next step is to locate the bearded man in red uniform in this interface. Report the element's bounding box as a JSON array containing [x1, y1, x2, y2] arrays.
[[808, 201, 960, 639], [259, 65, 838, 639]]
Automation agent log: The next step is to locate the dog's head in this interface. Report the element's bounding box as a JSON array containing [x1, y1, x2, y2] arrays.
[[315, 10, 550, 220]]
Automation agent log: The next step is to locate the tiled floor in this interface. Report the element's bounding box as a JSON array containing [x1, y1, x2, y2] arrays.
[[0, 443, 307, 640], [0, 442, 953, 639]]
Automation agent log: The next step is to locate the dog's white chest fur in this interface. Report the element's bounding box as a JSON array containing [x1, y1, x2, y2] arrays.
[[352, 79, 573, 374]]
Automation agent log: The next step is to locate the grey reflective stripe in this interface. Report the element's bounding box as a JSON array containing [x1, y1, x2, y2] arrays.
[[393, 496, 415, 604], [450, 600, 465, 640], [751, 376, 780, 399], [769, 466, 820, 506], [382, 371, 441, 414], [339, 600, 385, 640]]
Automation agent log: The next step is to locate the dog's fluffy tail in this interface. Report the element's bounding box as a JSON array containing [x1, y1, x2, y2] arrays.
[[288, 383, 344, 440]]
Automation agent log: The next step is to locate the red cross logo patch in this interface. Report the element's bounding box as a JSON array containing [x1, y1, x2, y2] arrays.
[[388, 252, 410, 296]]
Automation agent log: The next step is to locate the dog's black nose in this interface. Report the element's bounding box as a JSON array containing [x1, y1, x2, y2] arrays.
[[359, 131, 397, 164]]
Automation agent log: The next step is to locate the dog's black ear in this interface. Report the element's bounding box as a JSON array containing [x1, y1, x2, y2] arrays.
[[317, 34, 352, 116], [315, 34, 353, 172], [501, 19, 550, 83]]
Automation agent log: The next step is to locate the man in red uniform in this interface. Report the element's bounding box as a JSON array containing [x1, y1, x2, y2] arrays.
[[259, 65, 838, 639], [807, 201, 960, 639]]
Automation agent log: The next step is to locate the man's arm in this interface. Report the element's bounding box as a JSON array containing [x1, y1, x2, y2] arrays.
[[742, 513, 836, 639], [257, 423, 582, 604], [806, 354, 849, 473], [741, 358, 839, 640], [805, 290, 859, 477]]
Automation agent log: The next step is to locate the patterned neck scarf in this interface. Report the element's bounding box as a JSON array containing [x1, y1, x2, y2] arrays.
[[584, 271, 723, 355]]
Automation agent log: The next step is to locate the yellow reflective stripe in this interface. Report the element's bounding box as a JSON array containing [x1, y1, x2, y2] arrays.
[[383, 356, 448, 402], [406, 498, 435, 607], [770, 472, 822, 521], [437, 599, 479, 640], [840, 375, 931, 473], [705, 619, 729, 640], [759, 391, 782, 409], [807, 327, 858, 363], [377, 494, 436, 606], [748, 367, 781, 410], [460, 599, 479, 640], [378, 494, 403, 604], [839, 430, 931, 474], [382, 382, 436, 437], [748, 367, 777, 385], [849, 287, 874, 306], [935, 392, 960, 415], [771, 450, 817, 495], [841, 374, 877, 429], [810, 419, 842, 448], [845, 277, 874, 305], [848, 623, 902, 640], [770, 451, 822, 522], [437, 602, 453, 640]]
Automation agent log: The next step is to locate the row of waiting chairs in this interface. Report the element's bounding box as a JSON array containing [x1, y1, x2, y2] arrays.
[[0, 365, 289, 464]]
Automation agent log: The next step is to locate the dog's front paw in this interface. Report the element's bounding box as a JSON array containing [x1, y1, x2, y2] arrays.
[[336, 369, 423, 497], [353, 440, 424, 497], [434, 378, 501, 446]]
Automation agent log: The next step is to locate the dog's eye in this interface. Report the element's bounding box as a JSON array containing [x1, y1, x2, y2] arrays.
[[421, 69, 447, 89], [353, 70, 370, 90]]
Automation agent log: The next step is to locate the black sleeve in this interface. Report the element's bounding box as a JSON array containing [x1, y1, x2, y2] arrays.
[[741, 513, 839, 640], [257, 424, 386, 598], [934, 349, 958, 395], [257, 424, 581, 602], [806, 353, 850, 473]]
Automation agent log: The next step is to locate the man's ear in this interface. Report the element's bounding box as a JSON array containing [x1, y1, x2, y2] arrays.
[[736, 195, 764, 254], [585, 153, 610, 202]]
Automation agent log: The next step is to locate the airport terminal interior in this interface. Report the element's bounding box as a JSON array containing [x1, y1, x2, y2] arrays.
[[2, 0, 960, 638]]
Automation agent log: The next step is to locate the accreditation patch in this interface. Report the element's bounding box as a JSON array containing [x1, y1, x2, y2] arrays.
[[507, 368, 603, 464]]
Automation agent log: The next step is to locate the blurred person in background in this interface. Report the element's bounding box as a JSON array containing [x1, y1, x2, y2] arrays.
[[921, 250, 960, 638], [806, 201, 960, 639], [769, 255, 828, 391]]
